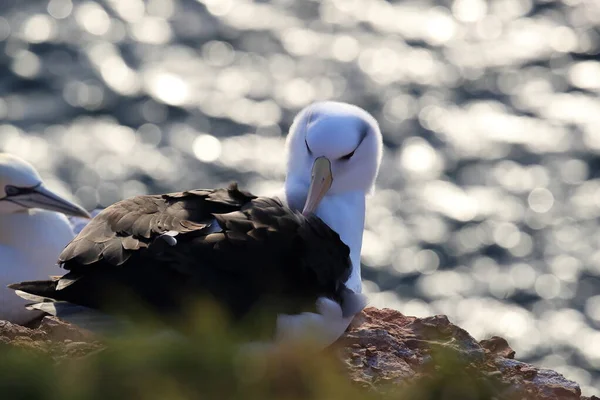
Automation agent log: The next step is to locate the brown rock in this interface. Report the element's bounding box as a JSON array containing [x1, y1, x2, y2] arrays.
[[0, 316, 102, 361], [0, 319, 46, 341], [37, 316, 95, 342], [337, 307, 587, 400], [480, 336, 516, 359], [0, 307, 594, 399]]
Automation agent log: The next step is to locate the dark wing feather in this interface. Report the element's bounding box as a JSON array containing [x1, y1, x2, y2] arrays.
[[58, 183, 256, 267], [12, 184, 352, 330]]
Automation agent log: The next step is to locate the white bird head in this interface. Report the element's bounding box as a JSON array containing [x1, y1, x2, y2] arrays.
[[0, 153, 90, 218], [284, 102, 383, 214]]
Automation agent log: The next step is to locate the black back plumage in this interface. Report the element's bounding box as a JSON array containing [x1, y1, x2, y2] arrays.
[[10, 183, 352, 329]]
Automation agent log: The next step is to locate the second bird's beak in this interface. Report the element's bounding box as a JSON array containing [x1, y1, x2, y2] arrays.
[[7, 184, 91, 218], [302, 157, 333, 216]]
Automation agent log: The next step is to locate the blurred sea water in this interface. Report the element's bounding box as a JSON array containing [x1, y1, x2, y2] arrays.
[[1, 0, 600, 394]]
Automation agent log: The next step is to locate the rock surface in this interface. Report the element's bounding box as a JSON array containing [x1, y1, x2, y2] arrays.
[[337, 308, 592, 400], [0, 317, 102, 360], [0, 308, 596, 399]]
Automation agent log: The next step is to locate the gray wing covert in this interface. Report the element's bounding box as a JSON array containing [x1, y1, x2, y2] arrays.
[[58, 185, 256, 268]]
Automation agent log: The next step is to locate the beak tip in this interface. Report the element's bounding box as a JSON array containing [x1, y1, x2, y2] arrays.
[[71, 205, 92, 219]]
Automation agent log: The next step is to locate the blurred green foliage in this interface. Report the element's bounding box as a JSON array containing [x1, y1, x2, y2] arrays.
[[0, 302, 510, 400], [0, 340, 509, 400]]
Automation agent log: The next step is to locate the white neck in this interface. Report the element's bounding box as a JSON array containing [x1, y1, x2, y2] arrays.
[[0, 210, 75, 268], [282, 181, 365, 293]]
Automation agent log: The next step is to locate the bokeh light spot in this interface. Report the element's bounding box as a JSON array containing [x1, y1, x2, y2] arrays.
[[528, 188, 554, 213], [193, 134, 222, 163]]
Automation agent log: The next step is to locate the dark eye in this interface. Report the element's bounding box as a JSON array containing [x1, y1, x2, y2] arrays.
[[305, 138, 312, 155], [340, 149, 355, 161], [5, 185, 20, 196]]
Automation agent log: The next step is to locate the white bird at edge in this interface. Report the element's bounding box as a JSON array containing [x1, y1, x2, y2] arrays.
[[10, 101, 382, 348], [0, 153, 90, 325]]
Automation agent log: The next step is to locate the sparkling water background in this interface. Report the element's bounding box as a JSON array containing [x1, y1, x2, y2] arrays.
[[1, 0, 600, 394]]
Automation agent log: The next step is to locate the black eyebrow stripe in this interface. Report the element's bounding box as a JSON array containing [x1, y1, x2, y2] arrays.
[[4, 182, 41, 195], [302, 105, 316, 154], [341, 124, 368, 159], [305, 137, 312, 154], [1, 183, 41, 201], [358, 124, 369, 145], [340, 149, 355, 160]]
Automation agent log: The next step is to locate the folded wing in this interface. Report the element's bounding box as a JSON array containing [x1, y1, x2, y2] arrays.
[[10, 183, 352, 328]]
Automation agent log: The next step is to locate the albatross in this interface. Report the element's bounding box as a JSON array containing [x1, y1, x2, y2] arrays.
[[10, 101, 382, 346], [0, 153, 90, 324]]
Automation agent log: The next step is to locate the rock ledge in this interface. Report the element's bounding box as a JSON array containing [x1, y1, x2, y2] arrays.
[[1, 307, 597, 399], [338, 308, 593, 400]]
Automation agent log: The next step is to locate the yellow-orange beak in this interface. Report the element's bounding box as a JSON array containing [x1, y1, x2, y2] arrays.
[[302, 157, 333, 216]]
